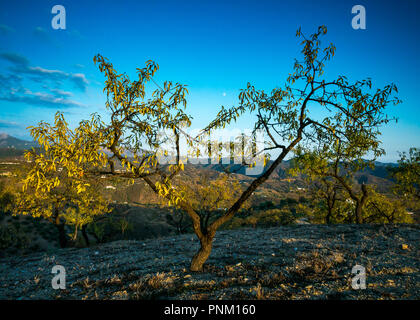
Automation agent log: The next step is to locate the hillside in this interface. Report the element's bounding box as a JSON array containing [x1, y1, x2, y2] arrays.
[[0, 133, 38, 158], [0, 224, 418, 300], [191, 159, 396, 194], [0, 133, 37, 149], [0, 133, 398, 190]]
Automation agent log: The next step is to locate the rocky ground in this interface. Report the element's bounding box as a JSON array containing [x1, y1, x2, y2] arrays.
[[0, 224, 419, 300]]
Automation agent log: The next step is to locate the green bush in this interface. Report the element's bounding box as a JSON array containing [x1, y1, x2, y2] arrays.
[[86, 216, 133, 243], [255, 208, 297, 226], [256, 201, 275, 210]]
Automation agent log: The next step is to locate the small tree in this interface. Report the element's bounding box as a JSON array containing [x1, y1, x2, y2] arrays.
[[32, 26, 399, 270], [391, 148, 419, 207], [185, 172, 246, 231], [291, 141, 377, 224], [295, 174, 347, 224], [166, 172, 246, 234], [292, 141, 416, 224], [16, 113, 110, 248], [364, 191, 413, 223], [0, 179, 15, 214]]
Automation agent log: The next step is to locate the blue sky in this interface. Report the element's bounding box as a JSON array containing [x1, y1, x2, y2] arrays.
[[0, 0, 418, 162]]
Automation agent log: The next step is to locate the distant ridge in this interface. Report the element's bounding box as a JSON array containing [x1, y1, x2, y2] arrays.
[[0, 133, 38, 150]]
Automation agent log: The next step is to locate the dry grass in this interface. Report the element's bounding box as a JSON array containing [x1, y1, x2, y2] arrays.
[[1, 224, 418, 300]]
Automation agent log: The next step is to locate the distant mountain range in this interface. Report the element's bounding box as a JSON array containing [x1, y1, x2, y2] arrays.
[[0, 133, 38, 149], [191, 158, 397, 178], [0, 133, 398, 188]]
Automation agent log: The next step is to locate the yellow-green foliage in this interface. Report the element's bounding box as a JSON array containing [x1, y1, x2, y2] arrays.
[[364, 191, 414, 224], [296, 201, 351, 224], [0, 179, 15, 214], [253, 208, 296, 226], [226, 208, 297, 229], [181, 173, 247, 229], [186, 173, 244, 213], [15, 113, 110, 235], [91, 54, 192, 208], [391, 148, 420, 208], [297, 190, 414, 224]]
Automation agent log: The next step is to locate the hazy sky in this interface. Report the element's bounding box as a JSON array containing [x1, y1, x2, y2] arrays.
[[0, 0, 418, 162]]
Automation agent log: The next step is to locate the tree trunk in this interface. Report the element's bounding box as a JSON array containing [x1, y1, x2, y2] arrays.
[[326, 208, 332, 224], [355, 201, 363, 224], [355, 184, 368, 224], [190, 234, 214, 272], [326, 196, 333, 224], [188, 137, 303, 272], [82, 225, 90, 247], [56, 223, 68, 248]]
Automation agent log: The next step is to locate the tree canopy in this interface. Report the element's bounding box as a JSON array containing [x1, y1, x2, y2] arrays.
[[16, 113, 110, 247], [16, 26, 403, 270]]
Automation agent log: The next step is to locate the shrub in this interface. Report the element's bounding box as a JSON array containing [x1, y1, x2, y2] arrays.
[[0, 224, 29, 255]]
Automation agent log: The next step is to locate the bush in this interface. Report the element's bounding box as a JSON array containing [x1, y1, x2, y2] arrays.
[[86, 216, 134, 243], [256, 201, 275, 210], [0, 224, 29, 256], [0, 178, 15, 214], [256, 209, 297, 226], [225, 217, 246, 230], [224, 208, 298, 229]]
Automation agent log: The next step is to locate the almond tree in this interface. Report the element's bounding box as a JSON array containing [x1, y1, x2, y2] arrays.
[[25, 26, 400, 270], [291, 142, 384, 224], [16, 113, 110, 247], [199, 25, 399, 229], [292, 170, 347, 224], [364, 191, 413, 223], [391, 147, 420, 206]]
